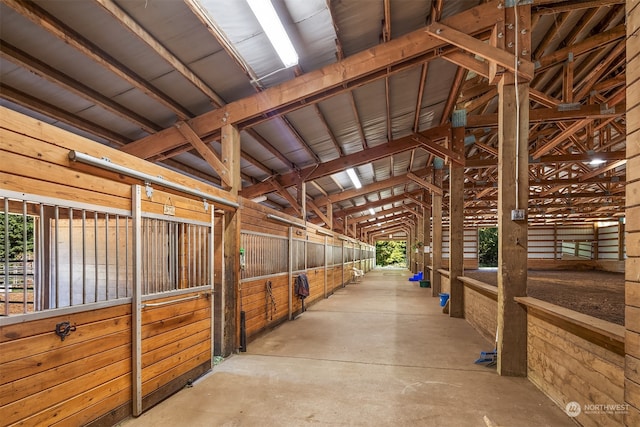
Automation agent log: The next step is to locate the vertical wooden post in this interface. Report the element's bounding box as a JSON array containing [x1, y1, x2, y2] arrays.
[[417, 202, 424, 274], [496, 77, 529, 376], [423, 189, 432, 280], [625, 2, 640, 420], [495, 1, 530, 378], [326, 200, 333, 230], [449, 124, 465, 318], [221, 123, 241, 356], [431, 166, 443, 297]]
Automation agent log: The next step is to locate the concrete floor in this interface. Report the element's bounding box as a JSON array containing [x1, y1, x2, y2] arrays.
[[121, 269, 574, 427]]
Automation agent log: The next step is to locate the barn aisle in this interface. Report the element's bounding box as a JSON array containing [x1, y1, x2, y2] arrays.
[[120, 269, 573, 427]]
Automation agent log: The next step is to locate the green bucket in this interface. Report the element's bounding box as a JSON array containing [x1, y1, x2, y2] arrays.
[[419, 280, 431, 288]]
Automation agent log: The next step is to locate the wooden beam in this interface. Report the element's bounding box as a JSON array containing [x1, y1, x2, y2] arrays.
[[412, 134, 464, 166], [312, 175, 411, 207], [241, 125, 450, 199], [533, 0, 624, 16], [306, 199, 330, 226], [531, 119, 591, 159], [534, 24, 625, 71], [440, 66, 467, 126], [269, 178, 301, 216], [443, 51, 490, 78], [578, 159, 626, 182], [405, 193, 430, 209], [426, 22, 535, 81], [466, 103, 625, 128], [221, 124, 240, 194], [407, 173, 444, 196], [125, 1, 502, 153], [95, 0, 225, 107], [176, 122, 231, 187]]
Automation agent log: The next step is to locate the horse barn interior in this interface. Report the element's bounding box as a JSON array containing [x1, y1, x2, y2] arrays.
[[0, 0, 639, 425]]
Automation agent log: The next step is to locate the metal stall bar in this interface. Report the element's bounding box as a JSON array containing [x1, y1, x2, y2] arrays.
[[69, 208, 73, 306], [54, 206, 59, 308], [94, 211, 99, 302], [37, 203, 44, 311], [22, 201, 27, 313], [105, 213, 109, 300], [3, 199, 9, 314], [82, 210, 86, 304], [209, 207, 215, 364]]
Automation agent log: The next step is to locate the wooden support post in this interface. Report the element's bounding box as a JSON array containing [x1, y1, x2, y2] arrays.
[[496, 1, 530, 378], [423, 189, 432, 279], [625, 3, 640, 420], [431, 167, 443, 297], [326, 201, 333, 230], [449, 125, 465, 318], [221, 123, 241, 356], [417, 199, 424, 274], [497, 78, 529, 376]]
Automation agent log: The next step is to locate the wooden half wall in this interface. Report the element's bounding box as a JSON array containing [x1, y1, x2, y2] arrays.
[[456, 272, 627, 426]]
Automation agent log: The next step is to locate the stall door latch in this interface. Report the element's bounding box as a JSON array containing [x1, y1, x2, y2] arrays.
[[55, 321, 77, 341]]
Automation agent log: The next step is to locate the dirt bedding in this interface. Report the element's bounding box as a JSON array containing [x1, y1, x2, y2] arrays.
[[463, 269, 625, 325]]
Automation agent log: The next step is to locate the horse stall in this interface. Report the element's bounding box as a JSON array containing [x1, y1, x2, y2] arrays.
[[0, 107, 235, 425], [238, 200, 373, 343]]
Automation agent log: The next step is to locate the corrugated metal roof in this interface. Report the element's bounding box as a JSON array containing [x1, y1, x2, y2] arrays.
[[0, 0, 626, 230]]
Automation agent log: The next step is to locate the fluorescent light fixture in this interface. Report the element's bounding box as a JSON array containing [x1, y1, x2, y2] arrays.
[[368, 208, 376, 216], [346, 168, 362, 189], [250, 195, 267, 203], [68, 150, 239, 208], [247, 0, 298, 68], [589, 158, 606, 166]]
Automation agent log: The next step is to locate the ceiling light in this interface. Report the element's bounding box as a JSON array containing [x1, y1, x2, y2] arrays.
[[247, 0, 298, 68], [251, 195, 267, 203], [589, 158, 606, 166], [368, 208, 376, 216], [346, 168, 362, 189]]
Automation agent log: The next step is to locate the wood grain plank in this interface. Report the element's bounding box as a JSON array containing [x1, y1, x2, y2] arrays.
[[0, 343, 129, 407]]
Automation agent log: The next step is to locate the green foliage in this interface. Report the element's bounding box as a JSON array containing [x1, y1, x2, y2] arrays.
[[478, 227, 498, 267], [375, 240, 407, 267], [0, 214, 35, 260]]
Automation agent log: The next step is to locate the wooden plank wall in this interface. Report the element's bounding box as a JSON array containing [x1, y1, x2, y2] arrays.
[[140, 292, 211, 410], [626, 0, 640, 424], [527, 313, 625, 426], [461, 279, 498, 344], [0, 305, 132, 426]]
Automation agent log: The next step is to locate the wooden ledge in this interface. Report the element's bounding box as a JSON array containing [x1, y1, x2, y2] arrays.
[[515, 296, 625, 356], [460, 276, 498, 301], [437, 268, 450, 278]]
